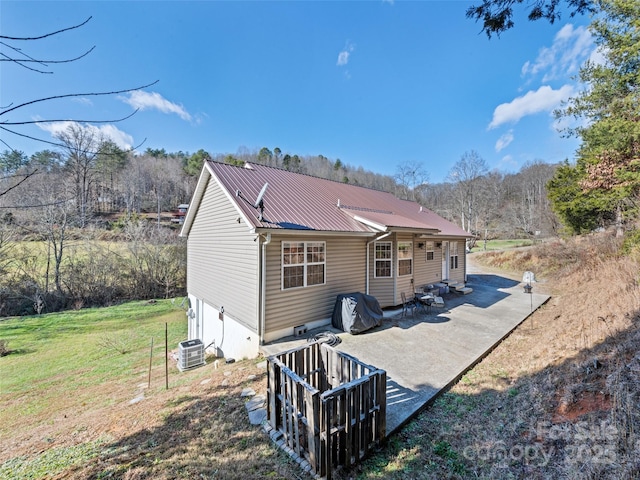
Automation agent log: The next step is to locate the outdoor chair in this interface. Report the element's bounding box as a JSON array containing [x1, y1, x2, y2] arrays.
[[415, 292, 433, 314], [401, 292, 417, 317], [431, 295, 446, 310]]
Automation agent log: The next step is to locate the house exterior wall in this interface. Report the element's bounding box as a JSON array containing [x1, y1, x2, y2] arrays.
[[186, 177, 260, 357], [367, 235, 468, 306], [447, 239, 466, 284], [394, 232, 415, 305], [367, 233, 397, 307], [187, 295, 259, 360], [263, 235, 366, 341], [413, 239, 444, 289]]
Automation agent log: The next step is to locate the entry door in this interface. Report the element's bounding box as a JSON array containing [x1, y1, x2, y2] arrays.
[[441, 241, 449, 281]]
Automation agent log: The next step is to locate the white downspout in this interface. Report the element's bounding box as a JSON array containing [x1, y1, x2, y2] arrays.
[[259, 232, 271, 345], [366, 232, 392, 295]]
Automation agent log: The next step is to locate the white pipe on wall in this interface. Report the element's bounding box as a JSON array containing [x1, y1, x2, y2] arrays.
[[258, 232, 271, 345]]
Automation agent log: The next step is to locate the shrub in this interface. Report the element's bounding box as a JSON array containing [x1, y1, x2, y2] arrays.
[[621, 228, 640, 256], [97, 331, 137, 355]]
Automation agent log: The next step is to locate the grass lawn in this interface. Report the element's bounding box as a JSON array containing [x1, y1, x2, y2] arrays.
[[0, 300, 304, 479], [0, 300, 187, 424], [469, 238, 534, 252]]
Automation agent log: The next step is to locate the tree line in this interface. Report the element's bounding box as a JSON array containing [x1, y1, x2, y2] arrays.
[[0, 120, 564, 317], [8, 63, 636, 317], [3, 134, 562, 239]]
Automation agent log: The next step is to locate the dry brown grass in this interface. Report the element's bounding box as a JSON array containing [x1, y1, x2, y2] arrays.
[[478, 233, 622, 279], [342, 232, 640, 479], [63, 361, 305, 480], [1, 355, 309, 480]]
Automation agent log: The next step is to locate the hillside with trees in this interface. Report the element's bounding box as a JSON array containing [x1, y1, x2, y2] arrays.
[[3, 143, 562, 235], [1, 138, 561, 316]]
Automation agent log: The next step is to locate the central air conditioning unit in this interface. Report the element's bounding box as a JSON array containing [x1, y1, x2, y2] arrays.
[[177, 339, 206, 371]]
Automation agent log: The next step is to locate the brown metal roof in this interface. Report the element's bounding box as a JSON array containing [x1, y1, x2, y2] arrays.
[[193, 161, 469, 237]]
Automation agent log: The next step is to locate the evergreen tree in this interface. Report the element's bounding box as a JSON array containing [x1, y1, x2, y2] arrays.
[[549, 0, 640, 235]]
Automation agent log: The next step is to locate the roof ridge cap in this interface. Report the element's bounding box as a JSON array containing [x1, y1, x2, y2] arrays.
[[339, 204, 394, 214]]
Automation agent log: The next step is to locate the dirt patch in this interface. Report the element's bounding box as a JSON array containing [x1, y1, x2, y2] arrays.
[[554, 392, 612, 423]]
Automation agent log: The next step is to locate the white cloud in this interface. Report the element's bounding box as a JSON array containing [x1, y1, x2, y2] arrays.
[[589, 45, 608, 67], [119, 91, 192, 121], [72, 97, 93, 106], [521, 24, 593, 82], [488, 84, 574, 129], [497, 154, 518, 171], [495, 130, 514, 152], [97, 124, 136, 150], [37, 120, 135, 150], [337, 41, 355, 66]]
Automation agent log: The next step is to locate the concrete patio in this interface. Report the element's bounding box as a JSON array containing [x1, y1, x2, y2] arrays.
[[261, 269, 549, 436]]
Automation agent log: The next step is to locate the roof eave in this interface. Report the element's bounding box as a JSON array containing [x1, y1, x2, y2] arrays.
[[179, 163, 213, 237], [352, 214, 388, 233], [254, 227, 379, 237], [180, 161, 259, 237]]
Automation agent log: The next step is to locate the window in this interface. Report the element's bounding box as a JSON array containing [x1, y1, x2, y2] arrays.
[[282, 241, 325, 289], [425, 241, 435, 261], [450, 241, 459, 269], [397, 242, 413, 276], [374, 242, 392, 278]]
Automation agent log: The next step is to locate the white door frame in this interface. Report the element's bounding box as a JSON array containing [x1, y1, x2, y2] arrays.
[[441, 241, 449, 281]]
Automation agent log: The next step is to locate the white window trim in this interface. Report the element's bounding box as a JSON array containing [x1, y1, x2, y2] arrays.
[[425, 241, 435, 261], [450, 241, 459, 269], [281, 241, 326, 290], [397, 241, 413, 276], [374, 241, 393, 278]]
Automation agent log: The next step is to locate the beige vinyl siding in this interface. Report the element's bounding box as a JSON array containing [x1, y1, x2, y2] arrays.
[[459, 243, 466, 278], [394, 233, 414, 305], [187, 178, 259, 331], [368, 235, 468, 307], [448, 239, 466, 284], [264, 235, 366, 333], [368, 234, 395, 308], [414, 239, 444, 288]]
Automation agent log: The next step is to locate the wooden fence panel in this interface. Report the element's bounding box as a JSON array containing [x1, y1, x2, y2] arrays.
[[266, 341, 386, 479]]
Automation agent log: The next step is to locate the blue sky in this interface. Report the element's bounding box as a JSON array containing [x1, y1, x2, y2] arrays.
[[2, 1, 598, 183]]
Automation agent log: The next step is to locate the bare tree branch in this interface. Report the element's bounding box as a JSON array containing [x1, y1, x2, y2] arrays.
[[3, 109, 139, 126], [0, 81, 159, 118], [1, 15, 155, 205], [0, 16, 93, 41], [1, 81, 157, 151], [0, 16, 96, 73], [0, 124, 148, 154], [0, 43, 96, 74], [0, 169, 38, 198]]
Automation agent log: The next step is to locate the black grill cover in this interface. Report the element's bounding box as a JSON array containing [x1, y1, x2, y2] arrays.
[[331, 292, 383, 335]]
